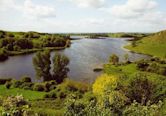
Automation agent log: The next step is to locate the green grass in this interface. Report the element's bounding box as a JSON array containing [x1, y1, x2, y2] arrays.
[[104, 63, 166, 84], [125, 30, 166, 58], [31, 99, 65, 116], [0, 85, 46, 100], [104, 63, 138, 76]]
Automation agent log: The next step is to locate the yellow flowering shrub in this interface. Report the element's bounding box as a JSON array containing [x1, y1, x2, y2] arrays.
[[92, 74, 118, 97]]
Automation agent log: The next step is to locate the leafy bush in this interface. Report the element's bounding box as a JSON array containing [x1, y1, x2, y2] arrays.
[[33, 83, 45, 92], [1, 95, 32, 116], [21, 76, 32, 83], [123, 101, 162, 116], [137, 60, 149, 71], [92, 74, 118, 97], [0, 49, 8, 61], [126, 73, 155, 105], [43, 80, 57, 92], [44, 90, 57, 99], [64, 79, 89, 93], [0, 78, 11, 85], [44, 80, 88, 99], [19, 82, 34, 90], [65, 94, 113, 116], [5, 81, 12, 89], [109, 91, 129, 113], [12, 80, 23, 88]]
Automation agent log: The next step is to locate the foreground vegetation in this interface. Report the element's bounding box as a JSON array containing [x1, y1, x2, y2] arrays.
[[0, 29, 166, 115], [125, 30, 166, 58], [0, 50, 166, 115]]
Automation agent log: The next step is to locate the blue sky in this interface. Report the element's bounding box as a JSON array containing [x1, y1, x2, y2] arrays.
[[0, 0, 166, 33]]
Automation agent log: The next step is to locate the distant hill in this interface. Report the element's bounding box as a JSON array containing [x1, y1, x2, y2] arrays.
[[125, 30, 166, 58]]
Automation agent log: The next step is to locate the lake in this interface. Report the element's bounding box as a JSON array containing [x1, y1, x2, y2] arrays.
[[0, 37, 149, 83]]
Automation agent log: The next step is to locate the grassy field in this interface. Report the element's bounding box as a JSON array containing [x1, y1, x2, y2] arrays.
[[31, 99, 65, 116], [0, 85, 46, 100], [104, 63, 138, 76], [0, 85, 65, 115], [104, 63, 166, 83], [125, 30, 166, 58]]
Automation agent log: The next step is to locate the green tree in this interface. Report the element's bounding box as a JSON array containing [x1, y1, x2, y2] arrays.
[[33, 50, 51, 81], [33, 51, 69, 83], [52, 53, 70, 83], [109, 54, 119, 65], [124, 53, 129, 63]]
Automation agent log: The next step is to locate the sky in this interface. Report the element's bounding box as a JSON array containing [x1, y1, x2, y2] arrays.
[[0, 0, 166, 33]]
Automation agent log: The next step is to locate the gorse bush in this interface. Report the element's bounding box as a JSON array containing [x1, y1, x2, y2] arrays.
[[92, 74, 118, 97]]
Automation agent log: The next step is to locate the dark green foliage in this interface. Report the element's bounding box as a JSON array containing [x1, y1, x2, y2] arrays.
[[12, 80, 23, 88], [42, 37, 66, 47], [33, 50, 52, 81], [52, 53, 70, 83], [23, 32, 40, 39], [20, 82, 34, 90], [0, 38, 33, 51], [0, 48, 8, 61], [44, 90, 57, 99], [13, 45, 21, 51], [44, 80, 57, 92], [137, 59, 166, 76], [21, 76, 32, 83], [5, 81, 12, 89], [0, 78, 11, 85], [7, 33, 14, 38], [123, 101, 162, 116], [0, 30, 6, 38], [126, 73, 155, 105], [33, 83, 45, 92], [15, 38, 33, 49], [33, 51, 70, 83], [137, 60, 149, 71], [65, 95, 113, 116], [109, 54, 119, 65]]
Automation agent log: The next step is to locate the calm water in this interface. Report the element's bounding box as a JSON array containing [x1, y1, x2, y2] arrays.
[[0, 38, 149, 83]]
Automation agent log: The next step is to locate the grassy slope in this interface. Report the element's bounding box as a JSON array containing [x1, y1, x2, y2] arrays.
[[0, 85, 46, 100], [0, 85, 65, 115], [104, 63, 166, 84], [125, 30, 166, 58]]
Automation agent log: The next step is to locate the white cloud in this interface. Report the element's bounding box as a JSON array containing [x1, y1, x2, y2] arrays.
[[0, 0, 17, 11], [99, 0, 166, 32], [23, 0, 56, 19], [70, 0, 105, 8], [109, 0, 157, 18]]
